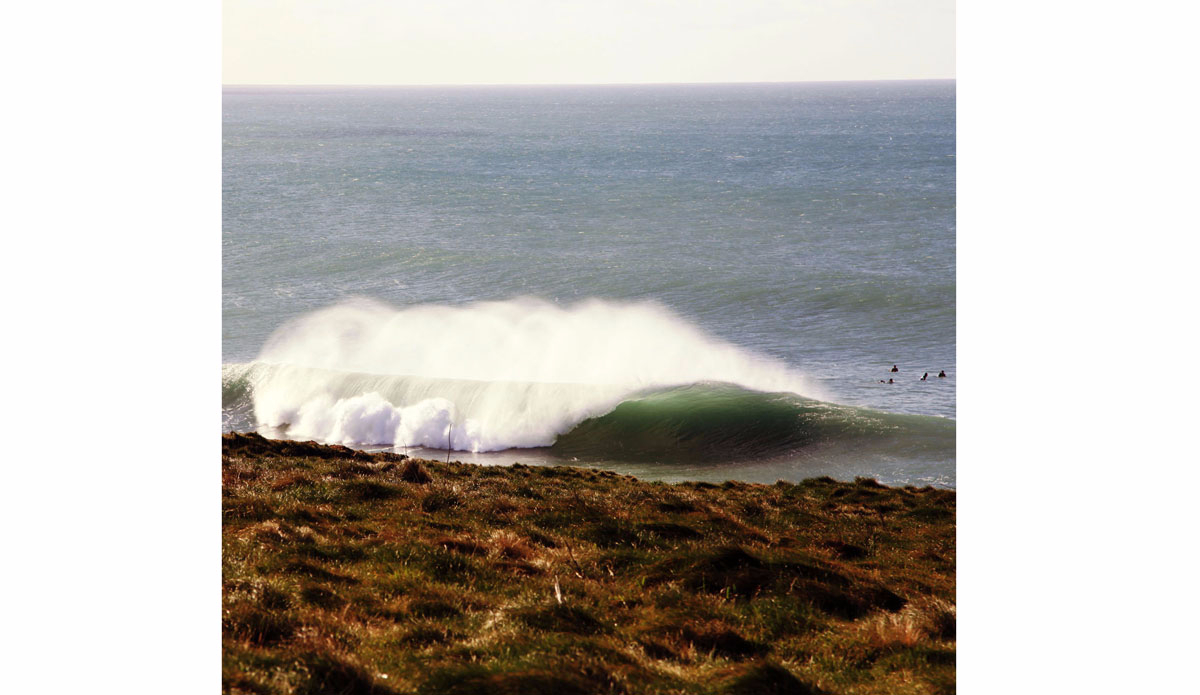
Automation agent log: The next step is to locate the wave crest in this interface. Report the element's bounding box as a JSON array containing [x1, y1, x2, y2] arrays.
[[233, 297, 825, 452]]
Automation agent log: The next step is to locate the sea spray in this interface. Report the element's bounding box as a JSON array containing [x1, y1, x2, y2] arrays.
[[257, 297, 818, 392], [243, 297, 823, 451]]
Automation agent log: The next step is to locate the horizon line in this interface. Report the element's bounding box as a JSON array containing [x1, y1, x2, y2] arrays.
[[222, 77, 955, 89]]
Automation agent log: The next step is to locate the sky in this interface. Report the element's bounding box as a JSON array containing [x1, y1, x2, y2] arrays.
[[223, 0, 955, 85]]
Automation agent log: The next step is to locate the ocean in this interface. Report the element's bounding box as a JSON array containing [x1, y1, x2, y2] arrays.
[[222, 80, 955, 487]]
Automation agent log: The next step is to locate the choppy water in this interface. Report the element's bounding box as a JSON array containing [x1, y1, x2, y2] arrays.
[[223, 81, 955, 487]]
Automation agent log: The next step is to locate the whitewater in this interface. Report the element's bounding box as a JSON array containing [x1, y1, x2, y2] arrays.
[[225, 297, 821, 451]]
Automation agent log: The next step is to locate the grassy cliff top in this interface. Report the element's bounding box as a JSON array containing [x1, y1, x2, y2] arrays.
[[222, 432, 955, 695]]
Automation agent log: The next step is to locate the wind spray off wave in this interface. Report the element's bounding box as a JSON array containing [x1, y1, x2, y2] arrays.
[[233, 297, 823, 452]]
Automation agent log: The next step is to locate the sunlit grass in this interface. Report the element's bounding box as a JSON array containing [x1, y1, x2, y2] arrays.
[[223, 432, 954, 694]]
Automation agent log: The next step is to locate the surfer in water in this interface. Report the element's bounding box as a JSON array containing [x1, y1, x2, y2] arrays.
[[891, 365, 899, 372], [938, 370, 946, 378], [921, 372, 928, 381], [887, 378, 894, 384]]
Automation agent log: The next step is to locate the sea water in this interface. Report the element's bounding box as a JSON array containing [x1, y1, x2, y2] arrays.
[[223, 81, 955, 486]]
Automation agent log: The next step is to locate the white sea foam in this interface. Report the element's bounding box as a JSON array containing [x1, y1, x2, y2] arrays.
[[247, 297, 819, 452]]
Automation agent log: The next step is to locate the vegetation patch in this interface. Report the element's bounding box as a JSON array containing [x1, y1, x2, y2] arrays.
[[821, 540, 869, 560], [721, 662, 824, 695], [515, 603, 607, 635], [643, 619, 768, 661], [431, 536, 488, 556], [399, 459, 433, 484], [223, 603, 298, 646], [223, 434, 954, 694], [408, 598, 462, 620], [340, 480, 405, 502], [418, 665, 597, 695], [295, 653, 394, 695], [299, 584, 346, 610], [638, 521, 702, 540]]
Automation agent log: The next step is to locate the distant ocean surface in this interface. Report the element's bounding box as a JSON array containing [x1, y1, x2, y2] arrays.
[[223, 81, 955, 487]]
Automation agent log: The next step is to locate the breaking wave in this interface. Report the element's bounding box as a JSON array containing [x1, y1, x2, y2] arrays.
[[221, 297, 952, 462]]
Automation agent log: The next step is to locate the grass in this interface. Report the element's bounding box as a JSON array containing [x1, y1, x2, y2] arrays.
[[223, 432, 955, 694]]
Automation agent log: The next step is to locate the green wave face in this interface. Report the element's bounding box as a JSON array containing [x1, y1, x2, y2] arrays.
[[551, 383, 955, 464]]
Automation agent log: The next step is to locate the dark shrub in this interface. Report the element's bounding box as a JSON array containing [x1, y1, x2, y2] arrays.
[[721, 662, 822, 695], [297, 654, 394, 695], [400, 460, 433, 484], [514, 604, 605, 635]]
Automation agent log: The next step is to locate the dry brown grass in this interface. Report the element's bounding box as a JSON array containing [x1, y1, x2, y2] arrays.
[[489, 530, 536, 560], [861, 597, 956, 649], [221, 432, 955, 695]]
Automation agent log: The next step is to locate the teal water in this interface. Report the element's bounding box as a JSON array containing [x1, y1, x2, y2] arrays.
[[223, 81, 955, 487]]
